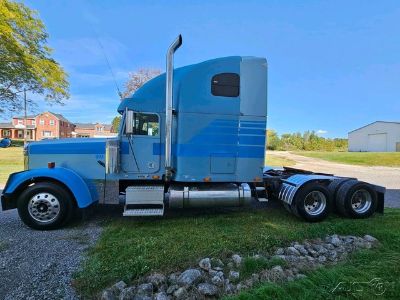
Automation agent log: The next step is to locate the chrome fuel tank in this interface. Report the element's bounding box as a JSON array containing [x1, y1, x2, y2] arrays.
[[168, 183, 251, 208]]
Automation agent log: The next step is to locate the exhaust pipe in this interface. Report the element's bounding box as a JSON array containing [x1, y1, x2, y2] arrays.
[[165, 35, 182, 181]]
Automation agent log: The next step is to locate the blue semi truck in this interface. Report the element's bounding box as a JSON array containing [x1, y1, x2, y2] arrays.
[[1, 36, 385, 230]]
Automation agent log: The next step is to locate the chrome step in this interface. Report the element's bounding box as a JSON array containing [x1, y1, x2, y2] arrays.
[[258, 198, 268, 202], [123, 207, 164, 216]]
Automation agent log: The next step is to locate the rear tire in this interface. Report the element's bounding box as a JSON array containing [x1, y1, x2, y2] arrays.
[[328, 178, 352, 212], [17, 182, 73, 230], [293, 182, 332, 222], [336, 180, 377, 218]]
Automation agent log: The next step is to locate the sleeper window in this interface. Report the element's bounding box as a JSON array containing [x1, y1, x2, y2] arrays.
[[130, 113, 159, 136], [211, 73, 240, 97]]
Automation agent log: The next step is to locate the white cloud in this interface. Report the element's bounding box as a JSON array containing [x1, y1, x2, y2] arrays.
[[316, 129, 328, 135]]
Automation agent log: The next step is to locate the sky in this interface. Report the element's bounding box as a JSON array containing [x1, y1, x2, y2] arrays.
[[6, 0, 400, 138]]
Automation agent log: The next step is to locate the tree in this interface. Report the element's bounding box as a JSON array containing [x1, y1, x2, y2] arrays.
[[121, 68, 161, 98], [0, 0, 69, 113], [111, 116, 121, 133]]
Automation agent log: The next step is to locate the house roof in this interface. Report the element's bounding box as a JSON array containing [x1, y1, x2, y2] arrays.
[[0, 122, 35, 129], [75, 123, 112, 130], [348, 121, 400, 134], [13, 115, 37, 119]]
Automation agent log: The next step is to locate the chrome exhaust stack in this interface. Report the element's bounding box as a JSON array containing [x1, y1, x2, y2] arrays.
[[165, 34, 182, 181]]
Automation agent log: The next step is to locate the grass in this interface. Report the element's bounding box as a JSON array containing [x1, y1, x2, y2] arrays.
[[74, 208, 400, 298], [0, 147, 24, 186], [293, 151, 400, 167], [265, 153, 296, 167]]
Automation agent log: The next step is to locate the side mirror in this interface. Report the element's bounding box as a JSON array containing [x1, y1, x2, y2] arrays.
[[0, 138, 11, 148], [125, 110, 134, 135]]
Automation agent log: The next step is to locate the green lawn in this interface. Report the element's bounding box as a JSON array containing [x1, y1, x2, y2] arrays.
[[265, 153, 295, 167], [0, 147, 24, 186], [293, 151, 400, 167], [74, 208, 400, 299]]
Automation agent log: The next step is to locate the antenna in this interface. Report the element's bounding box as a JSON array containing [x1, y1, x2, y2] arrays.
[[92, 28, 123, 99]]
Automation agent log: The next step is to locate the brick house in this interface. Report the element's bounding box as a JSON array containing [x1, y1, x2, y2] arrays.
[[73, 123, 116, 138], [0, 111, 75, 141]]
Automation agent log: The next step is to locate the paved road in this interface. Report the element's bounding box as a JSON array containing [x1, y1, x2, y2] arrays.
[[269, 151, 400, 208]]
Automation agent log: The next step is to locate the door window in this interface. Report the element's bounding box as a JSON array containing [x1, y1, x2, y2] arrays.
[[128, 113, 159, 136]]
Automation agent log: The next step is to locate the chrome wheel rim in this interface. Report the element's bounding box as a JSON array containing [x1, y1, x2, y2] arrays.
[[28, 192, 60, 223], [304, 191, 327, 216], [350, 189, 372, 213]]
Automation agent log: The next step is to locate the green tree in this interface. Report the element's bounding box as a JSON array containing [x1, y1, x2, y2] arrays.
[[0, 0, 69, 113], [111, 116, 121, 133]]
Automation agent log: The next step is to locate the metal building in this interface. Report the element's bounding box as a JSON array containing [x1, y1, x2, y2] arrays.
[[348, 121, 400, 152]]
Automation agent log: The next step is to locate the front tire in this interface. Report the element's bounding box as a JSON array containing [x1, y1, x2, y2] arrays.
[[17, 182, 73, 230]]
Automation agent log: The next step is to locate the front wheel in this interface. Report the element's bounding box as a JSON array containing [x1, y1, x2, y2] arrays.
[[17, 182, 73, 230]]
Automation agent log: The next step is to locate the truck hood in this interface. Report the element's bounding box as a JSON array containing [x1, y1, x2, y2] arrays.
[[28, 138, 110, 155]]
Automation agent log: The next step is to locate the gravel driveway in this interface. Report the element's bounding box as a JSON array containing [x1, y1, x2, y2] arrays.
[[269, 151, 400, 208], [0, 199, 102, 300]]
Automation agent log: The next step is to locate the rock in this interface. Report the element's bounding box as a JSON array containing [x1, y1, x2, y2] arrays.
[[269, 265, 285, 282], [113, 281, 127, 293], [326, 235, 342, 247], [154, 292, 169, 300], [232, 254, 242, 266], [296, 274, 307, 279], [210, 258, 224, 269], [327, 250, 338, 262], [224, 280, 235, 294], [251, 273, 260, 284], [101, 289, 116, 300], [173, 287, 188, 300], [119, 287, 136, 300], [147, 273, 166, 289], [197, 283, 219, 296], [275, 248, 285, 255], [228, 271, 240, 282], [318, 255, 327, 263], [227, 262, 234, 270], [364, 235, 378, 243], [213, 267, 224, 271], [211, 275, 224, 286], [313, 244, 327, 254], [199, 257, 212, 271], [294, 244, 308, 256], [177, 269, 202, 286], [135, 283, 153, 298], [286, 247, 301, 256], [168, 273, 179, 285], [166, 285, 178, 295]]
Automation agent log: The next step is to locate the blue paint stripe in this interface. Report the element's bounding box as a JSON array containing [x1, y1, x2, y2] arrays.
[[239, 128, 265, 135], [30, 142, 105, 155], [152, 143, 264, 158], [239, 135, 265, 145]]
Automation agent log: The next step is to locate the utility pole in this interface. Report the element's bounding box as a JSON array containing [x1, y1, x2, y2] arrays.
[[24, 88, 27, 146]]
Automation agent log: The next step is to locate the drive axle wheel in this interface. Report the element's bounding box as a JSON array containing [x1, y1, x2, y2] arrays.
[[17, 182, 73, 230], [293, 182, 332, 222], [336, 180, 377, 218]]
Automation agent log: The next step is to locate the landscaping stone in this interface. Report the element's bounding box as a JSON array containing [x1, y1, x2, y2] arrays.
[[197, 283, 219, 296], [211, 258, 224, 269], [135, 283, 153, 298], [199, 257, 212, 271], [119, 287, 136, 300], [99, 234, 380, 300], [147, 273, 166, 289], [173, 287, 188, 300], [228, 271, 240, 282], [177, 269, 202, 286], [232, 254, 242, 266], [286, 247, 301, 256]]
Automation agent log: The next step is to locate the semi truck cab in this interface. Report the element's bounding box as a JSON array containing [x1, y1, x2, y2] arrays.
[[1, 35, 385, 230]]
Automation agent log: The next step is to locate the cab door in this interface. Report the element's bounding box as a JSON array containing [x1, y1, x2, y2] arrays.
[[121, 112, 161, 175]]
